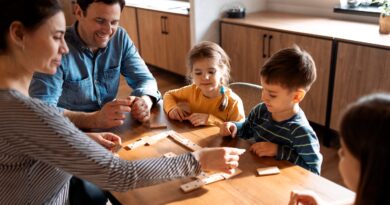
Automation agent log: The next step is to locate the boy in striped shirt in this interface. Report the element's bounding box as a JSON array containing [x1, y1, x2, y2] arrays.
[[220, 46, 322, 174]]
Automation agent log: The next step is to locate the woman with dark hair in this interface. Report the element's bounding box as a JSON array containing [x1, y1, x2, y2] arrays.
[[289, 93, 390, 205], [0, 0, 245, 204]]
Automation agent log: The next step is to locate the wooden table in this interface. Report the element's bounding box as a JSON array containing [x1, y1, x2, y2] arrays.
[[110, 102, 355, 205]]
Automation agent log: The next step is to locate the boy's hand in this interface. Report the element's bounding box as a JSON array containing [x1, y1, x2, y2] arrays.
[[186, 113, 208, 126], [250, 142, 277, 157], [219, 122, 237, 138], [168, 107, 189, 122]]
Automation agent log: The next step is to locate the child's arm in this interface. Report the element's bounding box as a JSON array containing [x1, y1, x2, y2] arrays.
[[226, 98, 245, 122], [276, 129, 322, 174]]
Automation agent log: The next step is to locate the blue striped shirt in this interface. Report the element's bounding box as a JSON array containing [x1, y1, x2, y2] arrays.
[[235, 103, 322, 174], [0, 89, 201, 204]]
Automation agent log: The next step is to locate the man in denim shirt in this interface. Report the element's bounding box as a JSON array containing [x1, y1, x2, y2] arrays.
[[29, 0, 161, 204], [29, 0, 161, 129]]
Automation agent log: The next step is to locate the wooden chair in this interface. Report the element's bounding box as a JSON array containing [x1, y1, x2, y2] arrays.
[[229, 82, 263, 116]]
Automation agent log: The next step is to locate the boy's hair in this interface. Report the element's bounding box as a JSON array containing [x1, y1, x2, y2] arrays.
[[186, 41, 231, 111], [340, 93, 390, 205], [260, 46, 316, 91], [76, 0, 125, 15]]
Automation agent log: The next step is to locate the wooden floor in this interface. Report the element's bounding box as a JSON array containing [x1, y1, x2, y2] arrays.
[[118, 66, 345, 187]]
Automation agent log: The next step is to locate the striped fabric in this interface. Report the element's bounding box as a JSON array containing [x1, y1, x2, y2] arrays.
[[235, 103, 323, 174], [0, 89, 201, 205]]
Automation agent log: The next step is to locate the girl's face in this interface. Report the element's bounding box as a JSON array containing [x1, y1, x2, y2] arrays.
[[192, 58, 224, 98], [338, 139, 360, 192], [23, 11, 68, 75]]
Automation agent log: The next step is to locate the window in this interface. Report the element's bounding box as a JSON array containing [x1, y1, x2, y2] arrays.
[[334, 0, 385, 17]]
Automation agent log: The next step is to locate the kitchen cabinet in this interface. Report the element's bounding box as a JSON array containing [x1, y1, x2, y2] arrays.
[[60, 0, 77, 26], [137, 9, 190, 75], [330, 43, 390, 130], [120, 7, 139, 49], [221, 23, 332, 126]]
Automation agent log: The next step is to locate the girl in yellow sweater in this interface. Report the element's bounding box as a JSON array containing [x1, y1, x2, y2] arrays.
[[163, 41, 245, 126]]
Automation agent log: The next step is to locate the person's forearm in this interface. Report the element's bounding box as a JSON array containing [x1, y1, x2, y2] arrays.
[[63, 109, 99, 129]]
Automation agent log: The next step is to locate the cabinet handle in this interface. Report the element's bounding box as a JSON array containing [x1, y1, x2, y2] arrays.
[[164, 16, 169, 35], [268, 35, 273, 58], [262, 34, 267, 58], [160, 16, 165, 34]]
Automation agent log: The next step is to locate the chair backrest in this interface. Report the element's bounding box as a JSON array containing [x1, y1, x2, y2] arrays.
[[229, 82, 263, 116]]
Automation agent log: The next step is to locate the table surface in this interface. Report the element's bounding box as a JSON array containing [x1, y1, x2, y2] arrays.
[[109, 102, 355, 205]]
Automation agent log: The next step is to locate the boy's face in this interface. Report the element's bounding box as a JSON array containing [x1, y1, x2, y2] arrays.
[[260, 77, 297, 115]]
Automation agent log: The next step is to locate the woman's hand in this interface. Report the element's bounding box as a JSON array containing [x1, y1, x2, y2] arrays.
[[193, 147, 246, 174], [86, 132, 122, 152]]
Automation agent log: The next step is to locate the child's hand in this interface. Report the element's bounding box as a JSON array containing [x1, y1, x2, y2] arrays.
[[219, 122, 237, 138], [288, 190, 325, 205], [250, 142, 277, 157], [168, 107, 188, 122], [186, 113, 208, 126]]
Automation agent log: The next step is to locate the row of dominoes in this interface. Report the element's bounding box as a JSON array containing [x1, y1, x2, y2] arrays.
[[180, 168, 242, 193], [162, 151, 242, 193], [167, 131, 202, 151], [125, 130, 202, 151]]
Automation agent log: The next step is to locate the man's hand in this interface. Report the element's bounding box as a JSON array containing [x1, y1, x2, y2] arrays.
[[130, 96, 153, 123], [93, 98, 134, 128], [219, 122, 238, 137], [192, 147, 246, 174], [250, 142, 278, 157], [185, 113, 209, 126], [86, 132, 122, 152]]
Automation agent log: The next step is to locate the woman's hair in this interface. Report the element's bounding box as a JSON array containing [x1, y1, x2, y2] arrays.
[[340, 93, 390, 205], [260, 45, 316, 91], [0, 0, 63, 53], [186, 41, 231, 111]]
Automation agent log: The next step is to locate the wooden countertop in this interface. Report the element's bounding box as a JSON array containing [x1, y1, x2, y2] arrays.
[[221, 11, 390, 49]]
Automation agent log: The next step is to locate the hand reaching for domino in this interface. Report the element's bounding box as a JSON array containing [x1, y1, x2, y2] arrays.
[[192, 147, 246, 174]]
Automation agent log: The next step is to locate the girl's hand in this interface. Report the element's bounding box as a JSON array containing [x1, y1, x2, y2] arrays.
[[168, 107, 189, 121], [250, 142, 277, 157], [219, 122, 237, 138], [186, 113, 209, 126]]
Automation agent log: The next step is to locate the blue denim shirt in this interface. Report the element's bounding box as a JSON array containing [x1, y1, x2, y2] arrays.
[[29, 23, 161, 112]]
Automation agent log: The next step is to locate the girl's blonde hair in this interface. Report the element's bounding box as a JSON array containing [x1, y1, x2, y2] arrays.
[[186, 41, 231, 111]]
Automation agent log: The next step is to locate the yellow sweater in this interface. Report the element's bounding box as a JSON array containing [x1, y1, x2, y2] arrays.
[[163, 84, 245, 126]]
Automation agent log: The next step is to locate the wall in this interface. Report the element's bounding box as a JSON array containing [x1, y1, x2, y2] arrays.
[[190, 0, 266, 45]]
